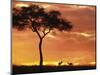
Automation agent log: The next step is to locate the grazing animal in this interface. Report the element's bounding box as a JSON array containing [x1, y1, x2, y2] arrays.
[[67, 62, 73, 66], [58, 61, 63, 66]]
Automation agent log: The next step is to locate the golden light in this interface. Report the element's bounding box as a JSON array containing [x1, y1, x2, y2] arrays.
[[80, 33, 91, 37], [22, 62, 34, 66], [43, 61, 58, 66], [47, 34, 56, 39], [32, 3, 51, 8], [74, 63, 80, 66], [42, 4, 51, 8], [19, 62, 39, 66], [19, 61, 60, 66], [90, 62, 96, 65], [70, 32, 92, 37], [78, 6, 88, 8], [15, 3, 29, 7], [70, 5, 89, 9], [43, 29, 56, 39]]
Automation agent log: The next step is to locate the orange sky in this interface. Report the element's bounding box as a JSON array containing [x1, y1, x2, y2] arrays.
[[12, 1, 96, 66]]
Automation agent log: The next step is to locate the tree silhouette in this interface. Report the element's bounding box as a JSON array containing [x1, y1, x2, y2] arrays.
[[13, 5, 73, 66]]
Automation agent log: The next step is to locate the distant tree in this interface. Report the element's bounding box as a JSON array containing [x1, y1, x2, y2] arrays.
[[13, 5, 73, 66]]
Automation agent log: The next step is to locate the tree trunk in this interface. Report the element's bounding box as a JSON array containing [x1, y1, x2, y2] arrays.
[[39, 38, 43, 66]]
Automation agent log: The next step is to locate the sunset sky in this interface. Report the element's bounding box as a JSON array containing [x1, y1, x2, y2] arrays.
[[12, 1, 96, 66]]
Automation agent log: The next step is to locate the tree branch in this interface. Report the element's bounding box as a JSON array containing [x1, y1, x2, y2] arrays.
[[32, 27, 42, 39], [42, 27, 46, 35], [42, 28, 51, 39], [29, 17, 42, 39], [29, 16, 33, 23]]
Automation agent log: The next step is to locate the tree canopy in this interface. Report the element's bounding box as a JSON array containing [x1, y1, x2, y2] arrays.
[[13, 5, 73, 35]]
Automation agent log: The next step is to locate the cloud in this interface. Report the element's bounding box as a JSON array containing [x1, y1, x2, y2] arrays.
[[47, 34, 56, 39], [70, 32, 95, 38], [56, 31, 96, 44], [15, 3, 29, 7]]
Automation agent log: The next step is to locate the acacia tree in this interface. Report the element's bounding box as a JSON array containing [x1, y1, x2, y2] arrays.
[[13, 5, 73, 66]]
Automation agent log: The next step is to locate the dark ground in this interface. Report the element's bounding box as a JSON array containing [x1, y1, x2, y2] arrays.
[[12, 65, 96, 74]]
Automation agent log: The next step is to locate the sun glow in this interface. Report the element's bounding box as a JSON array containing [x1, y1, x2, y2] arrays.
[[22, 63, 34, 66], [20, 61, 59, 66], [74, 63, 80, 66], [15, 3, 29, 7], [42, 4, 51, 8], [47, 34, 55, 39], [90, 62, 96, 66], [13, 60, 95, 66], [43, 61, 58, 66], [70, 5, 90, 9], [43, 30, 56, 39], [16, 62, 82, 66], [69, 32, 93, 37], [80, 33, 92, 37]]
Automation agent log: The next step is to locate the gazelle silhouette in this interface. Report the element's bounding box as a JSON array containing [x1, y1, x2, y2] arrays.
[[58, 61, 63, 66]]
